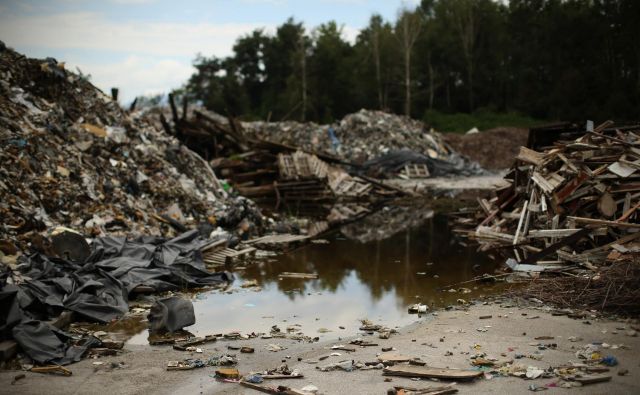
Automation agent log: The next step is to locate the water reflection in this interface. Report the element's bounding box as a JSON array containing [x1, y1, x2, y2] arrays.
[[243, 213, 499, 307], [129, 211, 504, 344]]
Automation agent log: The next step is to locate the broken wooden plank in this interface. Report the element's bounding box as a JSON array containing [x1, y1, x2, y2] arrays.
[[573, 374, 612, 385], [528, 229, 582, 238], [261, 374, 304, 380], [278, 272, 318, 279], [513, 200, 529, 245], [377, 353, 414, 362], [616, 200, 640, 222], [608, 161, 636, 178], [383, 365, 482, 381], [531, 172, 555, 194], [173, 335, 217, 350], [553, 171, 589, 206], [247, 234, 309, 245], [567, 216, 640, 228], [475, 226, 514, 242], [516, 146, 544, 166], [393, 385, 458, 395], [519, 227, 591, 265], [505, 258, 562, 272], [31, 365, 72, 376], [239, 381, 307, 395]]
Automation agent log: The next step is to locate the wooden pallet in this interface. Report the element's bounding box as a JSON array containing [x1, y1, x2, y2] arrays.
[[202, 247, 256, 266], [246, 234, 309, 249], [403, 164, 430, 178], [278, 151, 328, 180], [307, 221, 329, 237]]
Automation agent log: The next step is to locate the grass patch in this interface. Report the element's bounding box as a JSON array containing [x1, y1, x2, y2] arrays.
[[424, 109, 544, 133]]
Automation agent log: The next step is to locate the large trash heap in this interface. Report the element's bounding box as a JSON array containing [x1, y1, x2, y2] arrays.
[[241, 109, 483, 177], [0, 44, 263, 365], [454, 122, 640, 313], [0, 45, 264, 246], [242, 110, 449, 163]]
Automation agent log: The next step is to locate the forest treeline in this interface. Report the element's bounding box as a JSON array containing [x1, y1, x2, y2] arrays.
[[182, 0, 640, 125]]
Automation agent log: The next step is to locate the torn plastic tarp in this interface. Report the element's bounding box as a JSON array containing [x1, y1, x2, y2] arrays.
[[148, 296, 195, 333], [1, 230, 232, 365], [0, 283, 23, 336], [361, 149, 485, 178], [14, 230, 230, 323], [12, 320, 100, 364]]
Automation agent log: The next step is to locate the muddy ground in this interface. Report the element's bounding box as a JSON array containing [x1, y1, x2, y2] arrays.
[[443, 128, 528, 170], [2, 302, 638, 395]]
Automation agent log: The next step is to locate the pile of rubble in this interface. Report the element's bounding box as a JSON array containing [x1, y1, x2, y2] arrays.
[[154, 103, 410, 221], [454, 121, 640, 312], [0, 44, 264, 250], [0, 45, 274, 367], [242, 109, 483, 176]]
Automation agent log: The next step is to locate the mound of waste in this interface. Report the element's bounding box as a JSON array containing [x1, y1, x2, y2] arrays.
[[0, 44, 265, 367], [453, 121, 640, 313], [242, 109, 484, 176], [0, 43, 264, 250]]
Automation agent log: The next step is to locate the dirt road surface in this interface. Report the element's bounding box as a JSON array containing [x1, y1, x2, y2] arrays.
[[3, 302, 638, 395]]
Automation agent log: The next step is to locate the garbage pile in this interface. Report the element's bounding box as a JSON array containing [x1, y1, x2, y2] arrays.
[[243, 110, 448, 163], [242, 109, 483, 176], [0, 45, 271, 366], [157, 104, 406, 219], [233, 150, 403, 212], [454, 121, 640, 313], [0, 43, 264, 251]]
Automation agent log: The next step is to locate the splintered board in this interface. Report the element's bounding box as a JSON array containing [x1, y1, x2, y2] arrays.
[[383, 365, 483, 380]]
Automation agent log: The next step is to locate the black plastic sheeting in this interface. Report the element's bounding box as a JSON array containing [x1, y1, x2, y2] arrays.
[[0, 230, 232, 364], [362, 149, 486, 178], [148, 296, 195, 333]]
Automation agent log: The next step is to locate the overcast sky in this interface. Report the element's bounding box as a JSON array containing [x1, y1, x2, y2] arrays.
[[0, 0, 419, 103]]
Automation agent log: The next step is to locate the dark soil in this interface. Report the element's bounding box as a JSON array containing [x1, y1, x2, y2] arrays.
[[443, 127, 528, 170]]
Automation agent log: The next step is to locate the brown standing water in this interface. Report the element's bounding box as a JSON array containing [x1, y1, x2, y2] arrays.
[[128, 210, 506, 344]]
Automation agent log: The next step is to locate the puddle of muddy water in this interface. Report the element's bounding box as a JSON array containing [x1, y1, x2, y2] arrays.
[[129, 213, 505, 345]]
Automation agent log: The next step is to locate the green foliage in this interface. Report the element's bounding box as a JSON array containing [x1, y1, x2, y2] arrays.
[[183, 0, 640, 125], [424, 109, 542, 133]]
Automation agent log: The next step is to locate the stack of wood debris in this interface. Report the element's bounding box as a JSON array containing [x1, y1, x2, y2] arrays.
[[454, 121, 640, 274], [212, 150, 401, 216], [155, 100, 404, 216]]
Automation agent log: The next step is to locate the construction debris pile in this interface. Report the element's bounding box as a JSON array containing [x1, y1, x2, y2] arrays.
[[152, 102, 485, 222], [0, 45, 275, 367], [454, 121, 640, 313], [242, 110, 446, 162], [154, 104, 411, 221], [217, 149, 402, 217], [0, 44, 264, 250], [241, 109, 484, 177]]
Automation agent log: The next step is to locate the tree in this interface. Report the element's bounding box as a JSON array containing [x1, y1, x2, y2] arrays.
[[232, 30, 268, 115], [434, 0, 480, 111], [183, 1, 639, 124], [309, 21, 356, 121], [354, 15, 396, 111], [395, 8, 423, 116]]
